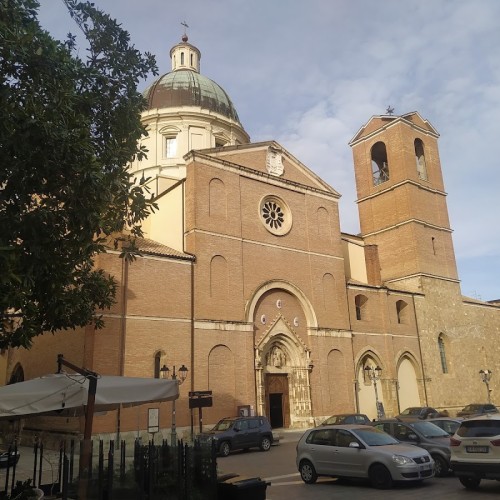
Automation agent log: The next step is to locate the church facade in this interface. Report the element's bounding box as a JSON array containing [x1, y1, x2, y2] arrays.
[[4, 35, 500, 442]]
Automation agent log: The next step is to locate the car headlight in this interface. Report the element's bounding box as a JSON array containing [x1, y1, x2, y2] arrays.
[[392, 454, 415, 465]]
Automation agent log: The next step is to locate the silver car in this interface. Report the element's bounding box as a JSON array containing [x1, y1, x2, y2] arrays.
[[296, 424, 435, 489]]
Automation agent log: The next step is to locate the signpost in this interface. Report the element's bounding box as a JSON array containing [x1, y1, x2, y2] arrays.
[[189, 391, 213, 434]]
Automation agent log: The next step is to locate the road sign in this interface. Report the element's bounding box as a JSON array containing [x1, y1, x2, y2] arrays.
[[189, 390, 213, 397], [189, 396, 213, 409]]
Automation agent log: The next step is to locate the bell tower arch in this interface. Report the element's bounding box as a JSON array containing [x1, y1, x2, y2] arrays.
[[349, 111, 459, 287]]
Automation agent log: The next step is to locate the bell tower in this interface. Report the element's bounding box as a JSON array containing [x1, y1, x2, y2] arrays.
[[349, 111, 459, 288]]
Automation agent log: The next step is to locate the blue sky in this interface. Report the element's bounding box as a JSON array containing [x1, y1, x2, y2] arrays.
[[38, 0, 500, 300]]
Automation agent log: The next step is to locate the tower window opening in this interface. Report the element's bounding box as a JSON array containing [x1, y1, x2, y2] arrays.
[[438, 334, 448, 374], [154, 351, 162, 379], [415, 138, 428, 180], [431, 237, 436, 255], [190, 53, 194, 66], [355, 294, 368, 320], [371, 142, 389, 186], [180, 52, 185, 65]]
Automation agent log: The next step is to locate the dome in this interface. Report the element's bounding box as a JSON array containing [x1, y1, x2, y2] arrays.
[[143, 70, 242, 123]]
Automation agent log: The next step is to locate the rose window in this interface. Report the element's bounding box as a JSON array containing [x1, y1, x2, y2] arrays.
[[259, 195, 292, 236], [262, 201, 285, 229]]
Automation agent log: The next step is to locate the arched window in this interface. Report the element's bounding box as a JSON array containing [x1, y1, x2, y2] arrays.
[[154, 351, 162, 379], [396, 300, 408, 324], [209, 178, 226, 218], [438, 334, 448, 374], [8, 363, 24, 384], [415, 138, 428, 180], [180, 52, 184, 65], [355, 294, 368, 320], [371, 142, 389, 185]]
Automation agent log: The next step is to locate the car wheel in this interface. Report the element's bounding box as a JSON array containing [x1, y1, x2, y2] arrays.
[[369, 464, 393, 489], [432, 454, 448, 477], [219, 441, 231, 457], [259, 436, 272, 451], [299, 460, 318, 484], [459, 476, 481, 490]]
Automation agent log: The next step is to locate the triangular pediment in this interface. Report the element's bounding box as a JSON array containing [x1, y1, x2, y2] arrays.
[[255, 314, 310, 353], [189, 141, 340, 197], [349, 111, 439, 145]]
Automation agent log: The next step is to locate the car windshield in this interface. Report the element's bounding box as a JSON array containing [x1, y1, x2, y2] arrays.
[[354, 427, 399, 446], [401, 408, 421, 416], [212, 419, 234, 431], [322, 416, 340, 425], [462, 405, 481, 412], [410, 421, 448, 438]]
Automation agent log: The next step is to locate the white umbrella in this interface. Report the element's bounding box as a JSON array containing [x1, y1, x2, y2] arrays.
[[0, 372, 179, 418]]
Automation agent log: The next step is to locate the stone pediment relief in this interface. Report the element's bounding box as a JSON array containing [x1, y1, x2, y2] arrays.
[[159, 125, 181, 135], [255, 314, 309, 353]]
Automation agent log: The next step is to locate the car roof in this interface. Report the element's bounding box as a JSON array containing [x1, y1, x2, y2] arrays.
[[327, 413, 367, 417], [317, 424, 373, 431], [459, 413, 500, 422]]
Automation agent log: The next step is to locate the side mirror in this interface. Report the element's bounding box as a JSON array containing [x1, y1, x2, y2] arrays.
[[408, 433, 418, 441], [349, 442, 360, 449]]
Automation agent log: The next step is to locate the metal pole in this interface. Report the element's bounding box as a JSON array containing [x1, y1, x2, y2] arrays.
[[171, 367, 177, 446], [373, 379, 381, 419]]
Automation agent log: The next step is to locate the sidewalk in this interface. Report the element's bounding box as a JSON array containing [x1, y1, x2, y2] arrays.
[[273, 428, 305, 444]]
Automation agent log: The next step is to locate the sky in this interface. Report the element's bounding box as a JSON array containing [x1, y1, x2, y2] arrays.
[[37, 0, 500, 301]]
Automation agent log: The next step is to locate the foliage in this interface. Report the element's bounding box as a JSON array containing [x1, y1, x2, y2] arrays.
[[0, 0, 158, 348]]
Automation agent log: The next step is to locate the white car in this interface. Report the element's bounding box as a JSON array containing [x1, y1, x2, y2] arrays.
[[450, 413, 500, 489], [296, 424, 434, 489]]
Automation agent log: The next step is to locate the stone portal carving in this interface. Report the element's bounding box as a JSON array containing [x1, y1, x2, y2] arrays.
[[267, 345, 286, 368]]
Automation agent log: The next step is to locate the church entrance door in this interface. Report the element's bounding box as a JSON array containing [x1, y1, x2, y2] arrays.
[[265, 374, 290, 428]]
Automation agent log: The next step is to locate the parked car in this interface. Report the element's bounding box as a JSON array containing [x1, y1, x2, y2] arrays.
[[319, 413, 371, 426], [0, 449, 20, 468], [450, 414, 500, 489], [456, 403, 499, 418], [296, 424, 434, 489], [396, 406, 440, 420], [198, 415, 274, 457], [428, 417, 463, 436], [373, 419, 451, 477]]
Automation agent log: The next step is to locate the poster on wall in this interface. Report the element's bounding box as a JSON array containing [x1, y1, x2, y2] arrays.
[[148, 408, 159, 434]]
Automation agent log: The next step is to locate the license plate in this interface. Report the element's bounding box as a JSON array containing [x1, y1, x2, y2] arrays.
[[466, 446, 489, 453], [420, 464, 431, 471]]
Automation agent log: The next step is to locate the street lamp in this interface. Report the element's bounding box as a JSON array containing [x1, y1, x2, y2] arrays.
[[364, 365, 383, 420], [161, 363, 188, 446], [479, 369, 493, 403]]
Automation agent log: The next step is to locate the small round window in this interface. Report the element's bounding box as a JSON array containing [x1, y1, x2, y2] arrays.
[[260, 196, 292, 236]]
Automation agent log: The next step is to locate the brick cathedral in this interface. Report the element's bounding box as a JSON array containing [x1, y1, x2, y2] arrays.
[[4, 35, 500, 443]]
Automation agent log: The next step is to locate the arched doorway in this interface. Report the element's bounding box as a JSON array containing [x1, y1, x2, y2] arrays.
[[397, 356, 421, 412], [248, 282, 316, 429], [357, 352, 385, 421]]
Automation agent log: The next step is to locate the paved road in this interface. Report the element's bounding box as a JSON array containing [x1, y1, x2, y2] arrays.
[[218, 429, 500, 500]]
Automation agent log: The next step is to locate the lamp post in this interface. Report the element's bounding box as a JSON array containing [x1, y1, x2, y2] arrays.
[[479, 369, 493, 403], [364, 365, 383, 420], [161, 364, 188, 446]]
